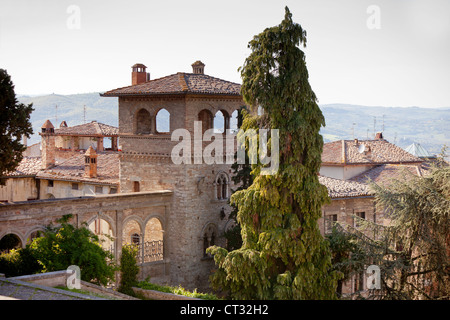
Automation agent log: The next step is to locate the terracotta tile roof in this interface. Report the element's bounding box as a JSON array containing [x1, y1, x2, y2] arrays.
[[350, 164, 426, 187], [319, 175, 372, 198], [3, 157, 42, 177], [55, 121, 118, 136], [100, 72, 241, 97], [322, 139, 423, 165], [36, 153, 119, 185]]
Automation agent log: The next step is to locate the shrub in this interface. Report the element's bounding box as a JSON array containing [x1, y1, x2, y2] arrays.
[[118, 244, 140, 296]]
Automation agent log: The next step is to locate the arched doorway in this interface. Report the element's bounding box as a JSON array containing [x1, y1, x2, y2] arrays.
[[88, 217, 115, 254], [143, 217, 163, 262], [0, 233, 22, 253]]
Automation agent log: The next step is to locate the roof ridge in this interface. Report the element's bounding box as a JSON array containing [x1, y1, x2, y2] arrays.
[[178, 73, 189, 91]]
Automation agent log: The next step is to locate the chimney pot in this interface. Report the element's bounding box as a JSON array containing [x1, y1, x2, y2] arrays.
[[132, 63, 148, 85], [192, 60, 205, 74]]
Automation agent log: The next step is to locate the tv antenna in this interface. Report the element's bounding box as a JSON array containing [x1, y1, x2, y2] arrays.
[[358, 144, 366, 154], [83, 105, 86, 124]]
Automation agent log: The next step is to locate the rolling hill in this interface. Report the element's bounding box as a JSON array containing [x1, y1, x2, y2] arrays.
[[18, 93, 449, 157]]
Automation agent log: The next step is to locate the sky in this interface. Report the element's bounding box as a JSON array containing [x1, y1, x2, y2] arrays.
[[0, 0, 449, 108]]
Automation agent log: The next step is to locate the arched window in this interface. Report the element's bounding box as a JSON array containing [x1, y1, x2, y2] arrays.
[[136, 109, 152, 134], [215, 172, 229, 200], [213, 110, 230, 133], [230, 109, 238, 133], [131, 233, 140, 245], [202, 224, 217, 258], [198, 109, 213, 134], [155, 108, 170, 133]]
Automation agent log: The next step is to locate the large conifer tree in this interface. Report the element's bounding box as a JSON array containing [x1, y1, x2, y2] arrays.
[[208, 7, 339, 299], [0, 69, 33, 180]]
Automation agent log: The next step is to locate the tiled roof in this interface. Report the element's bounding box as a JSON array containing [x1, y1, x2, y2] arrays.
[[319, 175, 372, 199], [36, 153, 119, 185], [3, 157, 42, 177], [55, 121, 118, 136], [101, 72, 242, 97], [322, 139, 423, 165], [350, 164, 426, 187]]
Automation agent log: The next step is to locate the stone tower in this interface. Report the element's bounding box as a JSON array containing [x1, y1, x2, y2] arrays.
[[101, 61, 245, 290], [40, 120, 55, 169]]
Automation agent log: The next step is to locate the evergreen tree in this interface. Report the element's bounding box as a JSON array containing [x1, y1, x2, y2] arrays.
[[0, 69, 34, 180], [208, 7, 340, 299], [340, 160, 450, 300]]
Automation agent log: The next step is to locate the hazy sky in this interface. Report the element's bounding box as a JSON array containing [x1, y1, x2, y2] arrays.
[[1, 0, 449, 108]]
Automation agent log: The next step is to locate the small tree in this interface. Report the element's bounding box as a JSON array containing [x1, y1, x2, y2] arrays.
[[0, 69, 34, 181], [30, 215, 117, 286], [118, 244, 140, 296]]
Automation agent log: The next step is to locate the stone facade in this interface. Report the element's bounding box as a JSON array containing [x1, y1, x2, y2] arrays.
[[115, 93, 244, 290]]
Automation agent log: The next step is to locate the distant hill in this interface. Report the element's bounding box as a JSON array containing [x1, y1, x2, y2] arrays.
[[18, 92, 118, 145], [18, 93, 449, 157], [319, 103, 449, 156]]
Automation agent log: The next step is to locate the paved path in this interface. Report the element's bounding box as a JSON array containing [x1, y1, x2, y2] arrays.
[[0, 277, 103, 300]]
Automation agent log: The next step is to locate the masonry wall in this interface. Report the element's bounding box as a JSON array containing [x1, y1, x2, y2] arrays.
[[38, 179, 117, 200], [118, 94, 244, 291], [0, 177, 38, 202]]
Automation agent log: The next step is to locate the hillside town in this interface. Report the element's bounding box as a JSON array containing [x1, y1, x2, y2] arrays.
[[1, 59, 443, 300], [1, 2, 449, 306]]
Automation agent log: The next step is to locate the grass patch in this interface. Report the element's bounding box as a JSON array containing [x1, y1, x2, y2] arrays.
[[137, 280, 221, 300], [54, 285, 119, 300]]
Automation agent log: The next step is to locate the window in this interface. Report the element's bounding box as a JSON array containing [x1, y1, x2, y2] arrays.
[[136, 109, 152, 134], [354, 272, 364, 292], [198, 109, 213, 134], [213, 110, 229, 133], [155, 108, 170, 133], [215, 172, 229, 200], [109, 187, 117, 194], [133, 181, 140, 192], [95, 186, 103, 194], [354, 211, 366, 228], [202, 224, 216, 258], [325, 214, 338, 234], [131, 233, 140, 245], [72, 183, 79, 190], [48, 180, 54, 188]]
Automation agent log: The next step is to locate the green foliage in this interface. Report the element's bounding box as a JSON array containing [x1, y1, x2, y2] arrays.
[[0, 69, 34, 181], [30, 215, 117, 286], [337, 161, 450, 300], [118, 244, 140, 296], [137, 279, 221, 300], [208, 7, 339, 299]]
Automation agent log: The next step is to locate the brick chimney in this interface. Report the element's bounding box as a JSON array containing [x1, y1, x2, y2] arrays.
[[192, 60, 205, 74], [84, 146, 98, 178], [40, 120, 55, 169], [131, 63, 149, 85], [375, 132, 384, 140]]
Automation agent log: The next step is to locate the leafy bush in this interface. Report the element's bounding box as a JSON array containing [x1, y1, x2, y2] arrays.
[[30, 215, 117, 286], [118, 244, 140, 296], [0, 247, 42, 277]]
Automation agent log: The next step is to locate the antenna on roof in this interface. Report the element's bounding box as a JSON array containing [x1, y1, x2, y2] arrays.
[[55, 104, 58, 124], [358, 144, 366, 154], [83, 105, 86, 124]]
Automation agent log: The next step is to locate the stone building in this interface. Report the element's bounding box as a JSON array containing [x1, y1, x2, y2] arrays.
[[100, 61, 244, 289], [1, 60, 431, 295]]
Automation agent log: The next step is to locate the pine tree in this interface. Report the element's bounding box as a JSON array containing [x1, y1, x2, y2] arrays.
[[340, 159, 450, 300], [0, 69, 34, 180], [208, 7, 340, 299]]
